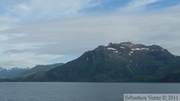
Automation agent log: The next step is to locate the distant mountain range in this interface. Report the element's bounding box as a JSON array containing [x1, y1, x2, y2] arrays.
[[0, 67, 28, 78], [14, 42, 180, 82], [0, 63, 63, 79]]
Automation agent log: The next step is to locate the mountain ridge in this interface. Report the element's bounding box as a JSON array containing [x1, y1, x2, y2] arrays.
[[0, 63, 63, 79], [15, 42, 180, 82]]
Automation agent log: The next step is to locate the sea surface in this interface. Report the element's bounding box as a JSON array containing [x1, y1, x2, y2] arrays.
[[0, 82, 180, 101]]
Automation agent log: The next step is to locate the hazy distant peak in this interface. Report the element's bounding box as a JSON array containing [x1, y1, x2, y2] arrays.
[[0, 67, 3, 70]]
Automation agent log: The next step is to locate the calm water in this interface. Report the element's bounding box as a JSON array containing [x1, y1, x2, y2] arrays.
[[0, 82, 180, 101]]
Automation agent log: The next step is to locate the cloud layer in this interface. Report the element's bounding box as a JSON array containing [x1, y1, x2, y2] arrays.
[[0, 0, 180, 68]]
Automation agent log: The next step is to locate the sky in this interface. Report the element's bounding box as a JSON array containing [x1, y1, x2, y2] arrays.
[[0, 0, 180, 69]]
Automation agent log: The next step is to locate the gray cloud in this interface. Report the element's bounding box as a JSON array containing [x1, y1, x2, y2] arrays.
[[4, 49, 28, 54], [5, 7, 180, 55]]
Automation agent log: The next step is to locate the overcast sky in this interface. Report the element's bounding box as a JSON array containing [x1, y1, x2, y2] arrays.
[[0, 0, 180, 69]]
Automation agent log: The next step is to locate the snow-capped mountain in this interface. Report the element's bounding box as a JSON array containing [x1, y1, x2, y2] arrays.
[[17, 42, 180, 82]]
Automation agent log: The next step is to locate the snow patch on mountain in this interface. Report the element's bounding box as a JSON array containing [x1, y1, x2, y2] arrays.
[[132, 48, 149, 51], [120, 46, 125, 49]]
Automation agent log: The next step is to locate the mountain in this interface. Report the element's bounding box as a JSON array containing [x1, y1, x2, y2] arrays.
[[0, 67, 28, 78], [0, 63, 63, 79], [14, 63, 64, 78], [17, 42, 180, 82]]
